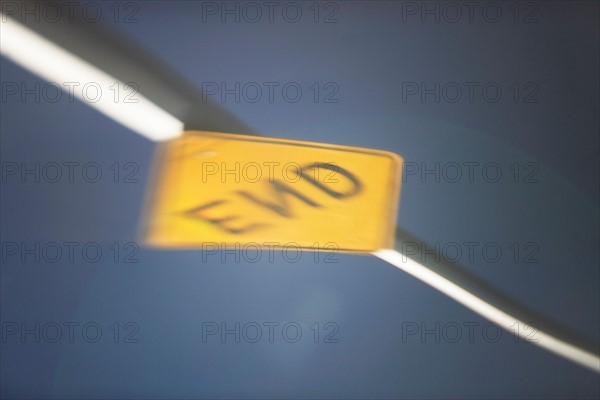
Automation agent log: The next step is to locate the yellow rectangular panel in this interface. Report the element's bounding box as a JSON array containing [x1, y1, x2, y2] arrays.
[[142, 131, 402, 252]]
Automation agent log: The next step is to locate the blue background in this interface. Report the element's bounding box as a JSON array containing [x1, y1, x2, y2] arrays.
[[1, 1, 599, 398]]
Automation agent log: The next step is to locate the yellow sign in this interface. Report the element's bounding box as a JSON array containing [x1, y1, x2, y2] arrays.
[[142, 131, 402, 252]]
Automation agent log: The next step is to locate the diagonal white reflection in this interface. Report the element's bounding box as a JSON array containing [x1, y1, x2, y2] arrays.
[[373, 248, 600, 373], [0, 14, 184, 141]]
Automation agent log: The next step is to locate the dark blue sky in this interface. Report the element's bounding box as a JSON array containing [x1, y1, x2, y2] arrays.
[[1, 1, 599, 398]]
